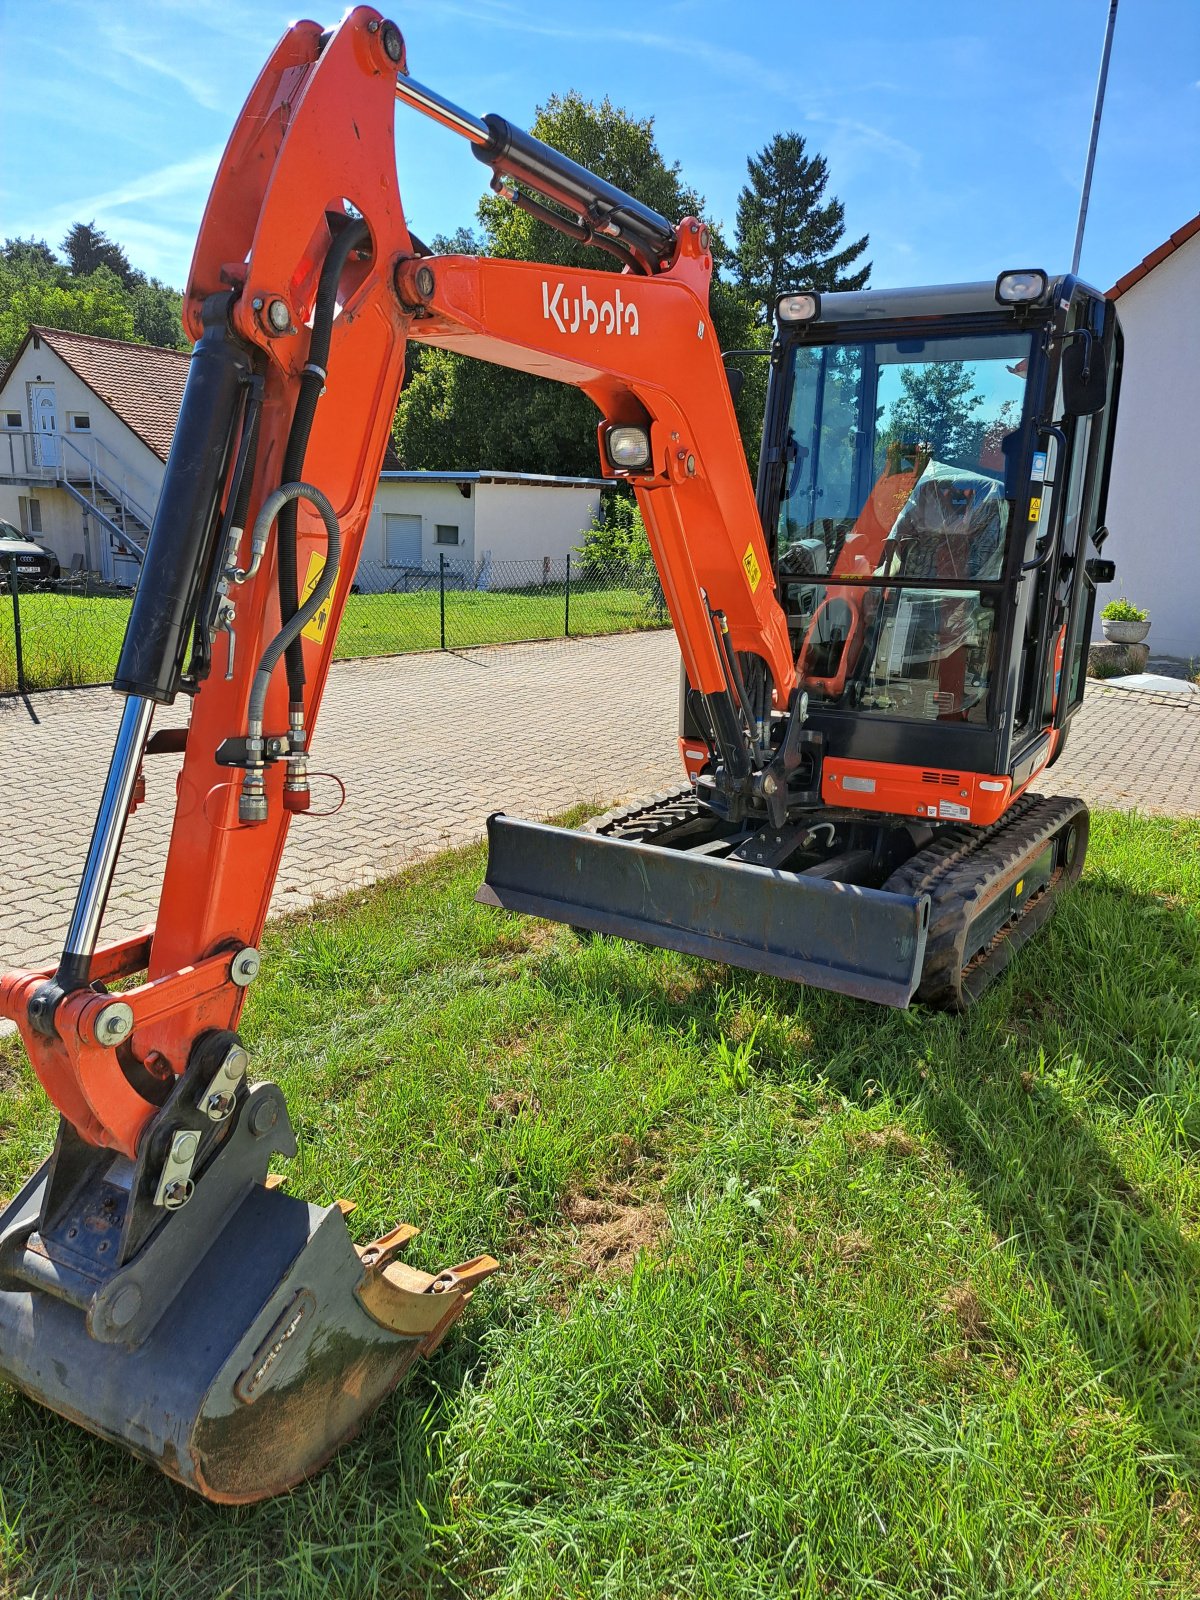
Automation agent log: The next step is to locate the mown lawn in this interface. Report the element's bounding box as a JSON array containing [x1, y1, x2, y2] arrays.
[[0, 582, 667, 693], [1, 809, 1199, 1597]]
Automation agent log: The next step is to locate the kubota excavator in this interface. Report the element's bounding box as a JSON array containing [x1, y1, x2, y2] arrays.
[[0, 8, 1120, 1501]]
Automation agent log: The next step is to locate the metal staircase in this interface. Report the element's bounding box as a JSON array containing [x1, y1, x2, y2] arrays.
[[0, 431, 152, 576]]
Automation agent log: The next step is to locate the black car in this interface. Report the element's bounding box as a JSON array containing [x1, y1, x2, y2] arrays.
[[0, 521, 61, 581]]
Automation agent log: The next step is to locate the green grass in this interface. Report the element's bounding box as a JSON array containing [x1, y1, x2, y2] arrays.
[[2, 809, 1200, 1597], [0, 583, 667, 693]]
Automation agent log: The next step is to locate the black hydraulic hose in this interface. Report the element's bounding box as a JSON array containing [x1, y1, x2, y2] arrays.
[[249, 482, 341, 734], [277, 217, 369, 696]]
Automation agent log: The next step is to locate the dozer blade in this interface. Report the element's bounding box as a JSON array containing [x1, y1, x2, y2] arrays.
[[477, 814, 931, 1007], [0, 1081, 496, 1504]]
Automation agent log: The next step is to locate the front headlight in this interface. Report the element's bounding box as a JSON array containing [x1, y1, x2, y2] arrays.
[[606, 425, 652, 471], [995, 269, 1048, 305], [777, 292, 821, 323]]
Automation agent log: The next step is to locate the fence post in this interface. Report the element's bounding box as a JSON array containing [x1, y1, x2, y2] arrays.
[[439, 552, 446, 650], [564, 553, 571, 638], [7, 557, 26, 697]]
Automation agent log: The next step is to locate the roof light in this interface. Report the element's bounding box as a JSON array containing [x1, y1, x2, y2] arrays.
[[606, 425, 652, 471], [995, 269, 1048, 306], [777, 292, 821, 323]]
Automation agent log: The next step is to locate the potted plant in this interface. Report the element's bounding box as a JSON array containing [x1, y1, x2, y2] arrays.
[[1101, 597, 1150, 645]]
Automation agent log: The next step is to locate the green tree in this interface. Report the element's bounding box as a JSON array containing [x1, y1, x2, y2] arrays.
[[62, 221, 135, 288], [0, 228, 186, 363], [395, 93, 763, 476], [734, 132, 869, 317], [0, 263, 135, 363], [128, 276, 186, 347], [882, 362, 985, 465]]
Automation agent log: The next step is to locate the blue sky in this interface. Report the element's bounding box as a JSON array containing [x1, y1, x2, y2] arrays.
[[2, 0, 1197, 298]]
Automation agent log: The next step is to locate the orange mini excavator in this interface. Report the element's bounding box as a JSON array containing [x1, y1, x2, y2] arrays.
[[0, 8, 1120, 1500]]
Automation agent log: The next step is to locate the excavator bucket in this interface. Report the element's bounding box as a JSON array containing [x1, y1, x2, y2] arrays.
[[478, 814, 932, 1008], [0, 1074, 496, 1503]]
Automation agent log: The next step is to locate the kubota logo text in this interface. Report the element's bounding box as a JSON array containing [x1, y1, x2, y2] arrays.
[[542, 281, 639, 336]]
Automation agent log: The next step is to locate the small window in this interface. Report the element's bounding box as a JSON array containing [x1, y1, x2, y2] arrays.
[[69, 413, 91, 432], [4, 413, 20, 429], [435, 524, 460, 545], [28, 498, 42, 534]]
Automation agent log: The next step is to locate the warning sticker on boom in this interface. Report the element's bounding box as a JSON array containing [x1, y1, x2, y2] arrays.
[[742, 542, 762, 592], [299, 551, 332, 644]]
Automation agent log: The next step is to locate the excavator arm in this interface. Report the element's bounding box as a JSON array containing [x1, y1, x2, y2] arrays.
[[0, 6, 797, 1501]]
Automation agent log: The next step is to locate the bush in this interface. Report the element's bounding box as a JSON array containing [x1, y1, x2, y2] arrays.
[[578, 488, 653, 575], [1101, 596, 1149, 623]]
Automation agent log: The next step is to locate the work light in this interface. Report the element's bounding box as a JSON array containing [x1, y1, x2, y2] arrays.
[[606, 425, 652, 470], [777, 292, 821, 323], [995, 269, 1048, 305]]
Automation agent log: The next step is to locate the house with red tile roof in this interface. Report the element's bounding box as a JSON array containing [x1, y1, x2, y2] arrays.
[[1104, 213, 1200, 660], [0, 325, 605, 592], [0, 326, 186, 581]]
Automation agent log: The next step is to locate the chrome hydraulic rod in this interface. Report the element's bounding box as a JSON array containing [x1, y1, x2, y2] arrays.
[[394, 72, 490, 145], [55, 693, 155, 989]]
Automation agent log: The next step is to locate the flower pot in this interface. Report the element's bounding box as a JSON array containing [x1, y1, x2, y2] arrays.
[[1102, 618, 1150, 644]]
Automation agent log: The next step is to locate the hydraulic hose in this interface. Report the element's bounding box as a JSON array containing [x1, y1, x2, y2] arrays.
[[277, 217, 369, 697], [249, 483, 340, 731], [239, 481, 340, 824]]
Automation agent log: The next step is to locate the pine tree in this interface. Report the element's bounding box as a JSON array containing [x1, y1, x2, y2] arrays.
[[61, 222, 136, 288], [734, 133, 869, 317]]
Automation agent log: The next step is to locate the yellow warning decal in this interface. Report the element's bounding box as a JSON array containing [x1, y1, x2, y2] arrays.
[[1015, 878, 1025, 897], [300, 551, 333, 644], [742, 542, 762, 592], [1028, 496, 1042, 522]]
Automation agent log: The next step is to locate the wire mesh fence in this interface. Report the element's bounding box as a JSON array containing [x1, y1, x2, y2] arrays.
[[0, 553, 668, 696]]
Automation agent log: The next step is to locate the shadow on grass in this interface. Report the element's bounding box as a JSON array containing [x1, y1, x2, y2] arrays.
[[543, 875, 1200, 1475]]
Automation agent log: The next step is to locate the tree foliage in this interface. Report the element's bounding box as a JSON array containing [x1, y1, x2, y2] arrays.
[[0, 227, 186, 365], [734, 132, 869, 314], [395, 93, 763, 476], [881, 362, 986, 465]]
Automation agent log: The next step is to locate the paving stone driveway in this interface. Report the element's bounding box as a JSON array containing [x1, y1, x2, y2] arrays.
[[2, 632, 1197, 975]]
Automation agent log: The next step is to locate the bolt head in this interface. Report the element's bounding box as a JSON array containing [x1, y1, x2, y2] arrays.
[[205, 1091, 236, 1122], [231, 948, 261, 986], [379, 19, 404, 61], [249, 1096, 279, 1138], [266, 298, 290, 332], [174, 1130, 199, 1162], [95, 1001, 134, 1045], [415, 264, 435, 299], [163, 1179, 194, 1211]]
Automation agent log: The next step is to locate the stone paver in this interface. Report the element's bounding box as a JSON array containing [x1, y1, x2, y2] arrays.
[[2, 635, 1197, 975]]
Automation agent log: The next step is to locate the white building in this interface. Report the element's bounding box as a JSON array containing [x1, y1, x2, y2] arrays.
[[362, 471, 605, 591], [1105, 213, 1200, 661], [0, 327, 606, 591]]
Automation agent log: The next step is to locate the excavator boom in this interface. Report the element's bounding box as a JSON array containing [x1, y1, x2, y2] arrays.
[[0, 7, 803, 1500]]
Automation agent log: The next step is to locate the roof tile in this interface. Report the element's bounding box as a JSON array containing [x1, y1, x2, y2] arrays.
[[1109, 212, 1200, 300]]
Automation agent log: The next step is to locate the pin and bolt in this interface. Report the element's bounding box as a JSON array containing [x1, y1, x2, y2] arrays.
[[94, 1001, 134, 1046]]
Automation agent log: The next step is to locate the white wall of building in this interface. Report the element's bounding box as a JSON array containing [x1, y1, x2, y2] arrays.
[[473, 482, 600, 571], [1104, 234, 1200, 659], [362, 480, 476, 587]]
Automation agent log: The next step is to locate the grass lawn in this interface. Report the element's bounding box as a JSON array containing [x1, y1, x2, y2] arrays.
[[2, 809, 1200, 1597], [0, 583, 667, 693]]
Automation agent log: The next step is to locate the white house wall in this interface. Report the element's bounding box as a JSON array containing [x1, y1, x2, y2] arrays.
[[361, 481, 476, 588], [1104, 234, 1200, 659], [473, 483, 600, 575]]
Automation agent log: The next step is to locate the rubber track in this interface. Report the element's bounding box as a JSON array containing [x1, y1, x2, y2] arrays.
[[586, 788, 1088, 1012], [882, 792, 1089, 1010], [585, 788, 712, 844]]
